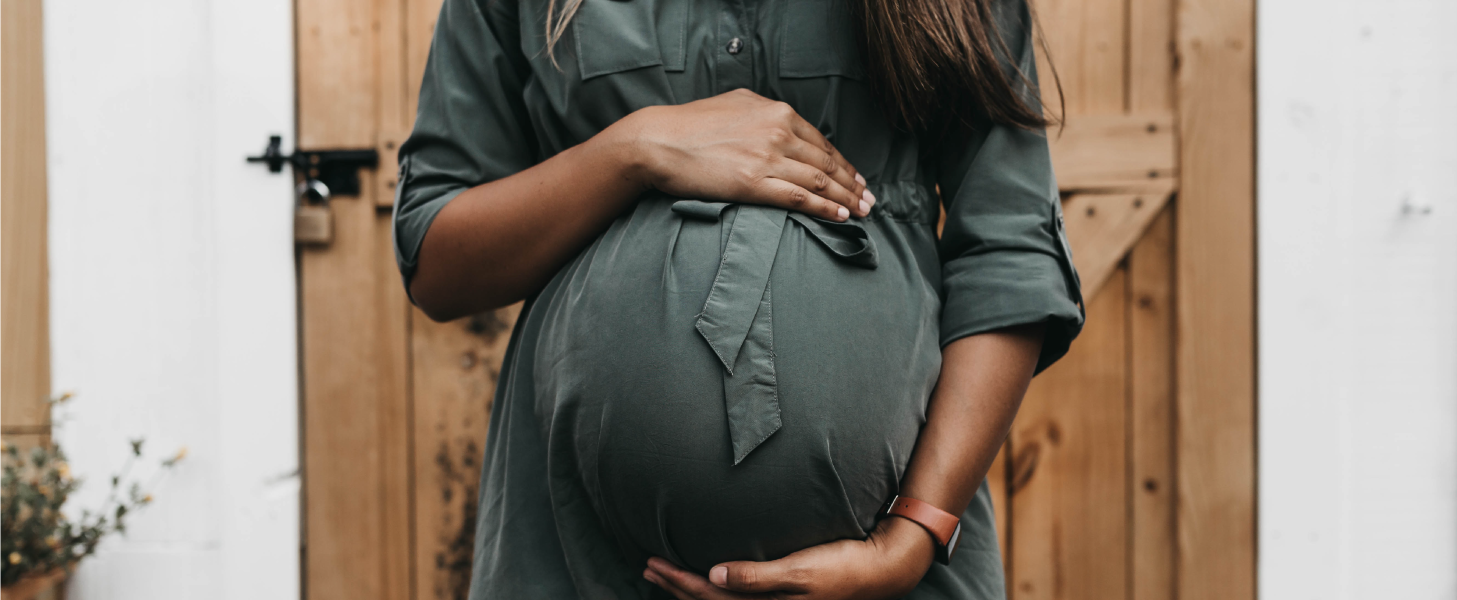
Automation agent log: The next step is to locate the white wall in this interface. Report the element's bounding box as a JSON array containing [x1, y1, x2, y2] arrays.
[[1259, 1, 1457, 598], [45, 1, 300, 598]]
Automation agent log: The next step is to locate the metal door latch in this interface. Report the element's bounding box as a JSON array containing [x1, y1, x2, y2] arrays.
[[247, 135, 379, 197]]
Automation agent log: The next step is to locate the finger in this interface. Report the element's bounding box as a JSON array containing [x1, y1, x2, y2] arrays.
[[710, 558, 810, 595], [769, 155, 868, 217], [644, 568, 697, 600], [779, 138, 872, 215], [646, 558, 754, 600], [782, 115, 864, 192], [755, 177, 850, 222]]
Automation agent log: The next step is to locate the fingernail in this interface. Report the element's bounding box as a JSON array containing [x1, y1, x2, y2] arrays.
[[859, 200, 870, 214], [863, 188, 876, 206], [854, 172, 866, 186], [837, 206, 850, 220], [710, 566, 728, 586]]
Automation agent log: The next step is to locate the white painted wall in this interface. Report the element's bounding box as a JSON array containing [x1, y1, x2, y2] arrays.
[[45, 1, 300, 598], [1259, 1, 1457, 598]]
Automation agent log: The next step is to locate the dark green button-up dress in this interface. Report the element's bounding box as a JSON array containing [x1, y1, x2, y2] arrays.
[[393, 0, 1084, 597]]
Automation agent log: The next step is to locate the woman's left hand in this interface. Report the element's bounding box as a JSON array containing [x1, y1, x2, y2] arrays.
[[643, 516, 937, 600]]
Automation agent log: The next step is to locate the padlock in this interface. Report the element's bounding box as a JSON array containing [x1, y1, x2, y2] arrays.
[[295, 179, 333, 245]]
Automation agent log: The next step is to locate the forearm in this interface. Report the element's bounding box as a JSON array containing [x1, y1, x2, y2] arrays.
[[895, 323, 1045, 548], [409, 114, 652, 320]]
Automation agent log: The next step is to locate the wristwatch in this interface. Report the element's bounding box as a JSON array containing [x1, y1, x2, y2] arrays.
[[880, 495, 962, 564]]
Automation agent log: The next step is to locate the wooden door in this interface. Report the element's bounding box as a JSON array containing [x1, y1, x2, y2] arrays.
[[987, 0, 1256, 599], [2, 0, 52, 453], [294, 0, 1254, 599]]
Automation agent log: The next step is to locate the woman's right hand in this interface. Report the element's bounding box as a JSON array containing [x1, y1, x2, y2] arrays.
[[410, 90, 873, 319], [618, 88, 875, 222]]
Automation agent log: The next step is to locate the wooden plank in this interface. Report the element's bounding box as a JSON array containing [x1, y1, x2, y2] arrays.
[[1127, 0, 1175, 112], [407, 0, 445, 120], [298, 0, 414, 598], [297, 0, 377, 149], [1061, 189, 1173, 302], [1010, 268, 1128, 600], [376, 0, 411, 207], [1173, 0, 1257, 597], [299, 159, 414, 600], [375, 212, 415, 600], [1129, 207, 1175, 600], [0, 434, 49, 456], [375, 13, 415, 598], [2, 0, 52, 431], [410, 304, 518, 600], [1035, 0, 1129, 116], [1049, 113, 1177, 192], [370, 0, 441, 207]]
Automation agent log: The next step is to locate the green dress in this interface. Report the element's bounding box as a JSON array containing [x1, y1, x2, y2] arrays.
[[392, 0, 1083, 597]]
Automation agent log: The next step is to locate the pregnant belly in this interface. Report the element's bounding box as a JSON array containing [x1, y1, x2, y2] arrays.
[[532, 197, 942, 572]]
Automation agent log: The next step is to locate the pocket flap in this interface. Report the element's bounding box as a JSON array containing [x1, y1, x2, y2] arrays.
[[574, 0, 686, 80], [779, 0, 866, 81]]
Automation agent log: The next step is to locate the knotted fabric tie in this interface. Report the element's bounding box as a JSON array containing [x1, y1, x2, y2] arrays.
[[671, 201, 879, 464]]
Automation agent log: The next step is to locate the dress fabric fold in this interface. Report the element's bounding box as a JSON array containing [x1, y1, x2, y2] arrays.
[[674, 200, 880, 464]]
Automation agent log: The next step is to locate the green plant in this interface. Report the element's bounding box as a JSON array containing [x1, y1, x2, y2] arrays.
[[0, 394, 185, 585]]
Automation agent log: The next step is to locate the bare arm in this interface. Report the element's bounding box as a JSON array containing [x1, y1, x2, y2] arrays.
[[409, 90, 875, 321], [408, 119, 649, 319], [645, 324, 1044, 599], [890, 322, 1044, 561]]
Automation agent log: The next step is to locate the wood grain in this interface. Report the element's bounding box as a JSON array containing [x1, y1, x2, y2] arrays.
[[407, 0, 444, 119], [298, 0, 413, 599], [297, 0, 377, 149], [2, 0, 52, 433], [1036, 0, 1129, 116], [1173, 0, 1257, 597], [409, 304, 517, 600], [1061, 189, 1173, 302], [1128, 0, 1175, 111], [376, 0, 411, 206], [1129, 206, 1175, 600], [1048, 113, 1178, 192], [1010, 269, 1129, 600]]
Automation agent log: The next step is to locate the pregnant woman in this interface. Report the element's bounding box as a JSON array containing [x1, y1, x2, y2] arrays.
[[394, 0, 1083, 597]]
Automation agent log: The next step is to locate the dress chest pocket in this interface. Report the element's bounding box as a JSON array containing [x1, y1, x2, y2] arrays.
[[779, 0, 866, 80], [573, 0, 687, 80]]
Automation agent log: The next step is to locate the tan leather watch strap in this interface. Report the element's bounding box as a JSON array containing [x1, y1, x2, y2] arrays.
[[881, 495, 962, 564]]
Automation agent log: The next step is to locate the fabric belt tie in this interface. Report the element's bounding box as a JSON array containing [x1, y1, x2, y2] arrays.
[[671, 200, 879, 464]]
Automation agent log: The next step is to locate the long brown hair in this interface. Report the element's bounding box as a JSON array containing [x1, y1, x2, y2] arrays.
[[543, 0, 1059, 131], [851, 0, 1059, 130]]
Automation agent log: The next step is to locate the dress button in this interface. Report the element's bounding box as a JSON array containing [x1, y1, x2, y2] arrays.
[[726, 37, 743, 55]]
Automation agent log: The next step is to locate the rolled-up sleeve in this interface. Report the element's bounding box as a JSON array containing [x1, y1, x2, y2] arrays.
[[392, 0, 539, 298], [935, 0, 1084, 373]]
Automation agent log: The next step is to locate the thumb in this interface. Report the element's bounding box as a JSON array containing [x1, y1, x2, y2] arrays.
[[710, 558, 808, 594]]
